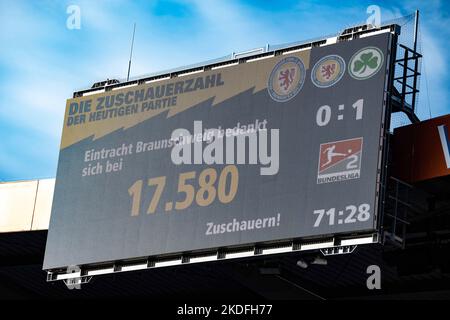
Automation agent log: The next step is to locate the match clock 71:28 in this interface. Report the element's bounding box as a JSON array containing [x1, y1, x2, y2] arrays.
[[313, 203, 371, 227]]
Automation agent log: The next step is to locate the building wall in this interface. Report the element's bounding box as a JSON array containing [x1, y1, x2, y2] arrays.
[[0, 179, 54, 233]]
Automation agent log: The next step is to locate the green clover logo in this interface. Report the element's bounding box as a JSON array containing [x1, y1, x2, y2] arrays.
[[353, 52, 379, 74], [348, 47, 384, 80]]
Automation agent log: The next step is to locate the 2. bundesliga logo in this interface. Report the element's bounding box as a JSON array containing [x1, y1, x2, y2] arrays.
[[268, 56, 306, 102], [317, 137, 363, 184]]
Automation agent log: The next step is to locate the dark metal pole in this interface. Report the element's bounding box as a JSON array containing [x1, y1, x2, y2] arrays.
[[127, 23, 136, 82], [413, 10, 419, 52], [412, 11, 420, 113]]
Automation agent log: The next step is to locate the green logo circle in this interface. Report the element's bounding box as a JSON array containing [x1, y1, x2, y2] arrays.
[[348, 47, 384, 80]]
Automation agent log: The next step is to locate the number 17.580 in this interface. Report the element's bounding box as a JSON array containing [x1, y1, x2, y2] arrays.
[[128, 165, 239, 216]]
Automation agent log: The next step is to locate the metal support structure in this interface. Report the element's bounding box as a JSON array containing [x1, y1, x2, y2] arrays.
[[383, 177, 416, 248], [63, 276, 92, 289], [46, 233, 378, 285], [391, 11, 422, 123], [391, 44, 422, 123], [320, 245, 357, 256]]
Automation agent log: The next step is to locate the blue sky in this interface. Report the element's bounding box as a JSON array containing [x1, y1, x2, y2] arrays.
[[0, 0, 449, 181]]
